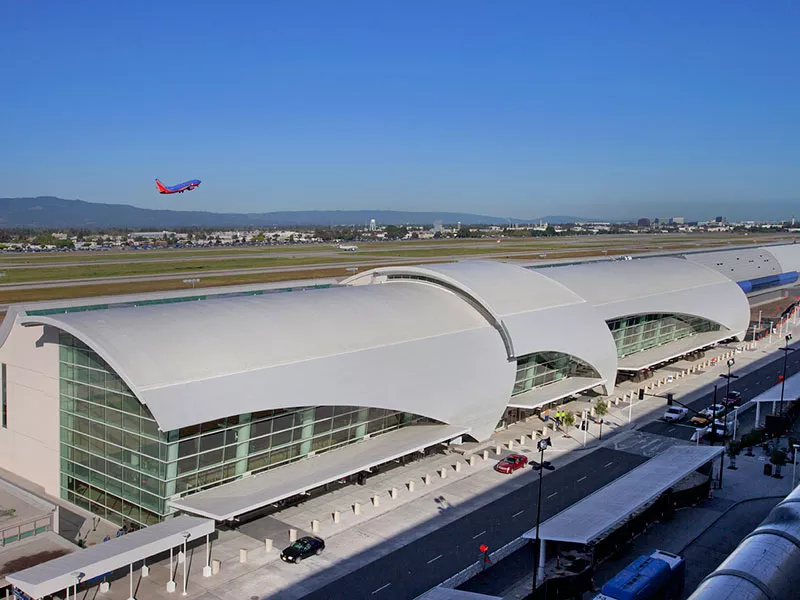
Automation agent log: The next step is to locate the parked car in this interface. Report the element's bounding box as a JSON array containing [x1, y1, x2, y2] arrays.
[[494, 454, 528, 474], [689, 413, 712, 427], [663, 406, 689, 422], [280, 536, 325, 563], [722, 391, 742, 407], [700, 404, 726, 419]]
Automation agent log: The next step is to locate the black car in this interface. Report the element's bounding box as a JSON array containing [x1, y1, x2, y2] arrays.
[[280, 536, 325, 563]]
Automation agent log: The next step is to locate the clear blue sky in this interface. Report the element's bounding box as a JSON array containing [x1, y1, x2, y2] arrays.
[[1, 1, 798, 220]]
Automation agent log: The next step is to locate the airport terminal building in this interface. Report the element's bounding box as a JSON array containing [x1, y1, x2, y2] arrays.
[[0, 244, 797, 528]]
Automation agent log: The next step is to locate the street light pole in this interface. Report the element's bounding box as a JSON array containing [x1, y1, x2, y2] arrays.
[[533, 437, 553, 592], [182, 532, 191, 595], [718, 358, 738, 489], [780, 335, 793, 420]]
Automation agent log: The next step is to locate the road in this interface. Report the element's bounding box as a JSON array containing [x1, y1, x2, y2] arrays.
[[640, 341, 800, 443], [292, 448, 647, 600]]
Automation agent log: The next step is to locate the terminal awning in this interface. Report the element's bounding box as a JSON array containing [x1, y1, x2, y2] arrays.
[[617, 331, 732, 371], [6, 515, 213, 599], [170, 424, 470, 521], [507, 377, 605, 410], [523, 445, 722, 545]]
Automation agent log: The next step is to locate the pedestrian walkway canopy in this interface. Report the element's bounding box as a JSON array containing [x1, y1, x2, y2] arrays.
[[616, 331, 729, 371], [523, 445, 722, 546], [171, 424, 469, 521], [6, 515, 214, 599], [507, 376, 605, 410]]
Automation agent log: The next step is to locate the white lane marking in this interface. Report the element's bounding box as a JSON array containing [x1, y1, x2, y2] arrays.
[[548, 492, 558, 499], [513, 509, 525, 517], [427, 554, 442, 564], [604, 462, 613, 468], [472, 530, 486, 539], [577, 476, 587, 483], [372, 583, 392, 594]]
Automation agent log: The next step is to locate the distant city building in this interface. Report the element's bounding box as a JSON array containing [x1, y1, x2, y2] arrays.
[[670, 217, 685, 225], [369, 219, 377, 231], [637, 218, 651, 228], [715, 216, 725, 223], [433, 220, 443, 233]]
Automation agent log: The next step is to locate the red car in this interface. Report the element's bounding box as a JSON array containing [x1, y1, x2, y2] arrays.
[[494, 454, 528, 474]]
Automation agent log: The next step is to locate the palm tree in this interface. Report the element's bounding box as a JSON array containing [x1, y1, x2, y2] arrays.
[[596, 400, 609, 440]]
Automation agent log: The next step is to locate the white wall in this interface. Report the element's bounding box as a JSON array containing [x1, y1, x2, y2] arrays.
[[0, 321, 61, 496]]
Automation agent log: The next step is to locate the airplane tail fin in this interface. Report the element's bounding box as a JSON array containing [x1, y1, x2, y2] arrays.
[[155, 179, 168, 193]]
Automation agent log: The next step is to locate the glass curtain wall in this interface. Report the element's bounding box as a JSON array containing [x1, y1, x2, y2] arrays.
[[607, 313, 721, 359], [58, 333, 423, 527], [512, 352, 598, 396]]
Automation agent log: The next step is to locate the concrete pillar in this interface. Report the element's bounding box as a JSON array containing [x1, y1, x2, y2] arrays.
[[353, 502, 361, 515], [332, 511, 341, 524], [482, 450, 489, 461], [289, 528, 297, 542], [239, 549, 248, 563], [100, 582, 110, 593], [265, 538, 273, 552], [508, 440, 515, 451], [454, 462, 462, 473], [613, 398, 619, 406], [755, 402, 761, 429], [372, 495, 380, 507], [166, 580, 176, 593], [211, 559, 220, 575], [519, 435, 526, 445], [537, 539, 547, 588], [234, 412, 253, 476], [495, 445, 502, 455], [408, 480, 416, 492], [299, 408, 316, 456], [423, 473, 431, 485], [311, 519, 320, 533], [469, 455, 477, 467], [439, 468, 447, 479], [389, 487, 398, 499], [141, 565, 150, 578]]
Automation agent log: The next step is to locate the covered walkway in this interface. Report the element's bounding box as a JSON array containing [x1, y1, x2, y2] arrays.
[[170, 424, 469, 521], [507, 377, 605, 410], [6, 515, 214, 599]]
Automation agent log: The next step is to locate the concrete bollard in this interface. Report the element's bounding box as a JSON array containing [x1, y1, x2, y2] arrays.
[[289, 528, 298, 542], [333, 510, 341, 523], [203, 564, 212, 578], [390, 487, 398, 499], [311, 519, 320, 533], [439, 468, 447, 479], [519, 435, 526, 445], [495, 444, 502, 455], [353, 502, 361, 515], [372, 495, 381, 507], [454, 461, 462, 473], [482, 450, 489, 461], [507, 440, 514, 451], [614, 397, 619, 406], [408, 480, 416, 492], [166, 580, 176, 593], [423, 473, 431, 485], [100, 582, 110, 593], [265, 538, 273, 552], [239, 548, 248, 563], [212, 559, 220, 575], [142, 565, 150, 578], [469, 455, 477, 467]]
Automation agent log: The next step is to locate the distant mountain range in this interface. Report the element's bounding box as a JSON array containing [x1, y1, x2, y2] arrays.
[[0, 197, 591, 229]]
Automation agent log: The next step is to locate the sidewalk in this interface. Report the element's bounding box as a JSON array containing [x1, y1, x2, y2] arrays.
[[59, 321, 800, 600]]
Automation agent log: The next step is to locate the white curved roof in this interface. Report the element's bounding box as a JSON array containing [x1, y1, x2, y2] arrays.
[[762, 243, 800, 274], [344, 261, 619, 391], [543, 257, 751, 337], [22, 282, 515, 439], [682, 247, 783, 281]]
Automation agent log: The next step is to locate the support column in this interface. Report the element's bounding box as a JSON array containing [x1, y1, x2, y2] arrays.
[[167, 547, 176, 592], [128, 563, 135, 600], [299, 408, 316, 456], [203, 534, 212, 577], [536, 539, 546, 588], [755, 402, 761, 430], [354, 407, 371, 440], [234, 413, 252, 476]]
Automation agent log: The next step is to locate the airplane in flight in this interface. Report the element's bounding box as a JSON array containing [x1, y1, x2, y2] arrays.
[[155, 179, 202, 194]]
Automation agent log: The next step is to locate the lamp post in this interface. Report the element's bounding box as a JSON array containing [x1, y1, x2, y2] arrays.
[[532, 437, 554, 591], [182, 278, 200, 289], [779, 334, 793, 422], [718, 358, 738, 488], [182, 531, 191, 595]]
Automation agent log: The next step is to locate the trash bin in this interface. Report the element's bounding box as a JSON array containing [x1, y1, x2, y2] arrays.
[[764, 463, 773, 476]]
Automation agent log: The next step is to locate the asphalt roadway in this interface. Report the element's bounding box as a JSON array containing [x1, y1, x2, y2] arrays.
[[291, 447, 647, 600], [640, 341, 800, 443]]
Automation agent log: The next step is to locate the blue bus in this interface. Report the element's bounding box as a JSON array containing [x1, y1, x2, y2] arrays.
[[594, 550, 685, 600]]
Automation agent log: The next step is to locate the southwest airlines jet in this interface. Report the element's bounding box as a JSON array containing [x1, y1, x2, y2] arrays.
[[155, 179, 201, 194]]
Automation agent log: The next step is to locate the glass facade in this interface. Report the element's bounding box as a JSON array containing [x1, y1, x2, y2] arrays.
[[607, 313, 721, 359], [512, 352, 598, 396], [58, 333, 423, 527]]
